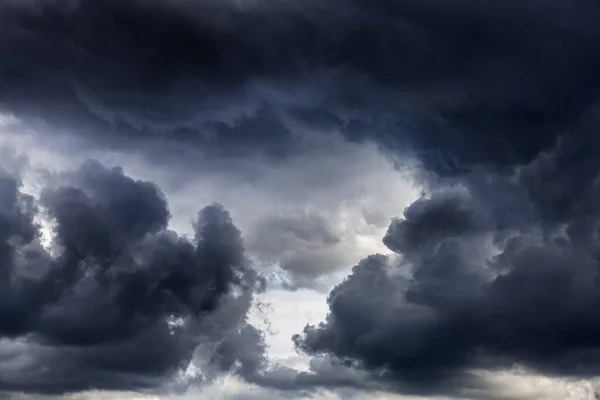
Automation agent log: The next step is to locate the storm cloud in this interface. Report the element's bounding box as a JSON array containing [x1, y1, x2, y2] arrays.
[[2, 0, 600, 172], [293, 130, 600, 396], [3, 0, 600, 399], [0, 152, 265, 395]]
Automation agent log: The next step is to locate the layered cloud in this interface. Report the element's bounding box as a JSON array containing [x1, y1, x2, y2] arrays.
[[2, 0, 600, 171]]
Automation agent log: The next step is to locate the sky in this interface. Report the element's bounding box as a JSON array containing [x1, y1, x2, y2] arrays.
[[2, 0, 600, 399]]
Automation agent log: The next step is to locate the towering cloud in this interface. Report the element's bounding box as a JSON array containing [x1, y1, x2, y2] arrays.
[[0, 153, 265, 395], [3, 0, 600, 399]]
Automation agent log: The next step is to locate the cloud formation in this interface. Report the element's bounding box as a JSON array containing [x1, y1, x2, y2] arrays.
[[0, 151, 265, 395], [4, 0, 600, 399], [294, 129, 600, 396], [2, 0, 600, 172]]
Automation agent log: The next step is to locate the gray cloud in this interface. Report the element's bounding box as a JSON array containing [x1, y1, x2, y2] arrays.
[[103, 134, 415, 289], [294, 129, 600, 396], [246, 211, 343, 283], [2, 0, 600, 174], [4, 1, 600, 399], [1, 121, 415, 290], [0, 154, 266, 396]]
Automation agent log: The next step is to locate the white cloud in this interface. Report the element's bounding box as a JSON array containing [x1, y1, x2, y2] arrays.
[[470, 369, 599, 400], [3, 391, 159, 400]]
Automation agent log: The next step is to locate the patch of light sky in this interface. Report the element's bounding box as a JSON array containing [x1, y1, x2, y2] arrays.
[[0, 112, 416, 368], [4, 114, 598, 400]]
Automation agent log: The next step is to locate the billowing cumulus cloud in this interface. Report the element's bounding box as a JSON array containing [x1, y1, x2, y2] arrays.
[[294, 130, 600, 396], [0, 151, 266, 395], [3, 1, 600, 399]]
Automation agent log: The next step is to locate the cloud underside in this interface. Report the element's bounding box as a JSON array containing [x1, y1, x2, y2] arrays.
[[3, 0, 600, 399], [2, 0, 600, 171]]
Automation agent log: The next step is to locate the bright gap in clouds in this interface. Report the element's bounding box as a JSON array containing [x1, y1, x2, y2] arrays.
[[4, 0, 600, 398], [0, 114, 417, 393], [5, 115, 599, 400]]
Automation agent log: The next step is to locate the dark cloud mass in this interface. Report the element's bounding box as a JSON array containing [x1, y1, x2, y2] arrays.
[[0, 154, 265, 395], [2, 0, 600, 171], [294, 130, 600, 396], [4, 0, 600, 398]]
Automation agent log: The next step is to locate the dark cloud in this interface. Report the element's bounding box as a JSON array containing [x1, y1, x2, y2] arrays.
[[2, 0, 600, 173], [0, 155, 266, 395], [5, 1, 600, 398], [293, 129, 600, 396]]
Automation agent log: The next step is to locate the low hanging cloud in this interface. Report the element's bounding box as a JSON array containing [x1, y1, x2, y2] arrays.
[[4, 1, 600, 399], [2, 0, 600, 173], [0, 151, 266, 395]]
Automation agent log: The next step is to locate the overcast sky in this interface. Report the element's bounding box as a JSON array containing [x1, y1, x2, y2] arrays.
[[2, 1, 600, 399]]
